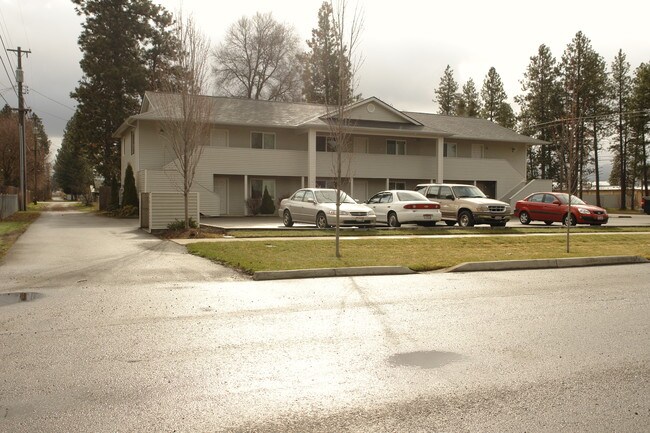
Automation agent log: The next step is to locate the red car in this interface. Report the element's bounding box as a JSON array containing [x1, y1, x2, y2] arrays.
[[515, 192, 608, 226]]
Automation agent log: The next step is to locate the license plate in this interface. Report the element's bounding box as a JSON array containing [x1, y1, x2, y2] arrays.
[[597, 216, 603, 220], [494, 216, 502, 220], [356, 217, 365, 221], [423, 214, 432, 219]]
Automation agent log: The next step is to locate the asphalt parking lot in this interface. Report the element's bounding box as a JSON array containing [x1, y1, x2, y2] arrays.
[[201, 213, 650, 230]]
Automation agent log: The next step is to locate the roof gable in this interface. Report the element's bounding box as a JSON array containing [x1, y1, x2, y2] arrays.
[[320, 97, 423, 126]]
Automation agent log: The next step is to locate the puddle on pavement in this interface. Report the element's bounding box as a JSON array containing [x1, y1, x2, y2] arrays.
[[0, 292, 41, 306], [389, 350, 463, 369]]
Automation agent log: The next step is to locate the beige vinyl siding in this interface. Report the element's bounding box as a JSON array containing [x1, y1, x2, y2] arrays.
[[141, 170, 220, 216], [138, 121, 176, 170], [145, 192, 199, 231]]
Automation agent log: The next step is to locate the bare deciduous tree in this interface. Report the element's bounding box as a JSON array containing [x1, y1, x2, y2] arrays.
[[158, 12, 212, 229], [326, 0, 364, 258], [213, 12, 302, 101]]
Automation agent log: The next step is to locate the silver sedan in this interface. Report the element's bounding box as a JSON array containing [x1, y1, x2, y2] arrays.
[[279, 188, 376, 228], [367, 190, 442, 227]]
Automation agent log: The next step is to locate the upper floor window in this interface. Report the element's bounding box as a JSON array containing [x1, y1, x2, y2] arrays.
[[317, 136, 337, 152], [387, 139, 406, 155], [211, 129, 229, 147], [251, 132, 275, 149], [130, 130, 135, 155], [444, 142, 457, 158]]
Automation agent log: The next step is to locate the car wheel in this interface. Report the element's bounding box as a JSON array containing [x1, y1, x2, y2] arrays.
[[519, 211, 531, 225], [283, 210, 294, 227], [544, 221, 553, 226], [458, 210, 475, 227], [316, 212, 329, 229], [387, 212, 401, 228], [445, 220, 456, 227], [562, 213, 577, 226]]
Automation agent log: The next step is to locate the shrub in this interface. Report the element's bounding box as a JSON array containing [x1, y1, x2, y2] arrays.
[[122, 163, 138, 208], [260, 186, 276, 215], [167, 218, 198, 230], [246, 197, 262, 215]]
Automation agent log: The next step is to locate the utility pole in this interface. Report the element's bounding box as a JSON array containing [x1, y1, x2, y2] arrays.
[[7, 47, 31, 211]]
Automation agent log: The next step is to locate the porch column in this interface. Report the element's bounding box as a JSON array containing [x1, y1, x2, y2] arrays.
[[386, 178, 390, 190], [349, 176, 354, 198], [308, 129, 317, 187], [243, 174, 249, 216], [436, 137, 444, 183]]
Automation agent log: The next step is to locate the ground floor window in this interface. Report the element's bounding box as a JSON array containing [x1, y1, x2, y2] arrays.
[[316, 179, 337, 188], [251, 179, 276, 199]]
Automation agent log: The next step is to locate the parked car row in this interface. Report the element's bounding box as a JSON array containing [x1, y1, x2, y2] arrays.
[[278, 185, 610, 229]]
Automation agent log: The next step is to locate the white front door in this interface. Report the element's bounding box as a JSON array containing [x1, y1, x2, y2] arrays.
[[213, 176, 228, 215]]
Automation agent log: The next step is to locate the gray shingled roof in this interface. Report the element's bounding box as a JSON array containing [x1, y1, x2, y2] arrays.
[[404, 112, 546, 145], [117, 92, 546, 145]]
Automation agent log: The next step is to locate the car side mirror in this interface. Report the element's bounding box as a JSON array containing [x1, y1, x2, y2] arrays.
[[553, 200, 561, 205], [307, 198, 315, 204]]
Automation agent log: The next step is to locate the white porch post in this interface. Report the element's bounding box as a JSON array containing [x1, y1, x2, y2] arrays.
[[243, 174, 249, 216], [308, 129, 316, 187], [386, 178, 390, 190], [349, 176, 354, 198], [301, 176, 305, 188], [436, 137, 444, 183]]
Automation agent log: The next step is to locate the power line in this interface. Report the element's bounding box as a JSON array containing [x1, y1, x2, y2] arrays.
[[0, 33, 17, 98], [30, 87, 76, 111]]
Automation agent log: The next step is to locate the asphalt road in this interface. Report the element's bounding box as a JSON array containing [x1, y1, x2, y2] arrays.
[[1, 209, 649, 432]]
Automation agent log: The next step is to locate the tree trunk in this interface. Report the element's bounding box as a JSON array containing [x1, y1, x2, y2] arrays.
[[593, 120, 601, 207]]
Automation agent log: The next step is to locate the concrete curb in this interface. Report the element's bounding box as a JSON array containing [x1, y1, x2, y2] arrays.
[[253, 266, 414, 281], [446, 255, 648, 273]]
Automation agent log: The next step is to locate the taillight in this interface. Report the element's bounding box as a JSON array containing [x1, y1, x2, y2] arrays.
[[404, 203, 440, 210]]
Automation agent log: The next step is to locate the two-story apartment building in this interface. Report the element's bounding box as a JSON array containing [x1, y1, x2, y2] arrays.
[[114, 92, 546, 216]]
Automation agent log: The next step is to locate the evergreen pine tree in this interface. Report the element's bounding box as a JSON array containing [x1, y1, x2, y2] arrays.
[[434, 65, 458, 115], [53, 115, 93, 199], [122, 163, 138, 208], [480, 67, 508, 122], [608, 49, 632, 208], [302, 2, 351, 104], [456, 79, 480, 117], [71, 0, 178, 187], [260, 186, 275, 215]]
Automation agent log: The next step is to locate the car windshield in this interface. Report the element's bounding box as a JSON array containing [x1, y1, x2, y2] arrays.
[[452, 185, 486, 198], [396, 191, 427, 201], [314, 190, 356, 204], [555, 193, 586, 205]]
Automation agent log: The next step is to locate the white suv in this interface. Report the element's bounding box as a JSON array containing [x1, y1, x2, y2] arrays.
[[415, 183, 512, 227]]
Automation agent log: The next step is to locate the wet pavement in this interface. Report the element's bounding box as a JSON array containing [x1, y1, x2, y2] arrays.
[[202, 213, 650, 229], [1, 208, 649, 432]]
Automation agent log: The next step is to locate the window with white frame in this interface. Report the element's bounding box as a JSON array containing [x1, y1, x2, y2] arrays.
[[251, 132, 275, 149], [444, 142, 457, 158], [316, 136, 337, 152], [251, 179, 275, 200], [315, 179, 338, 188], [387, 139, 406, 155], [211, 128, 229, 147]]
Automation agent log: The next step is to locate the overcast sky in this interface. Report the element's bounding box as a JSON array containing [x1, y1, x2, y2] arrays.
[[0, 0, 648, 165]]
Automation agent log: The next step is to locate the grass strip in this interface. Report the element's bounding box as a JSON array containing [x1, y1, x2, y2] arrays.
[[0, 211, 40, 259], [225, 225, 649, 238], [186, 233, 650, 274]]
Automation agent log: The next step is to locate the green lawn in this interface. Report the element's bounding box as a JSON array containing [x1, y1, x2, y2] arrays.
[[186, 233, 650, 274], [224, 225, 649, 238], [0, 211, 40, 259]]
